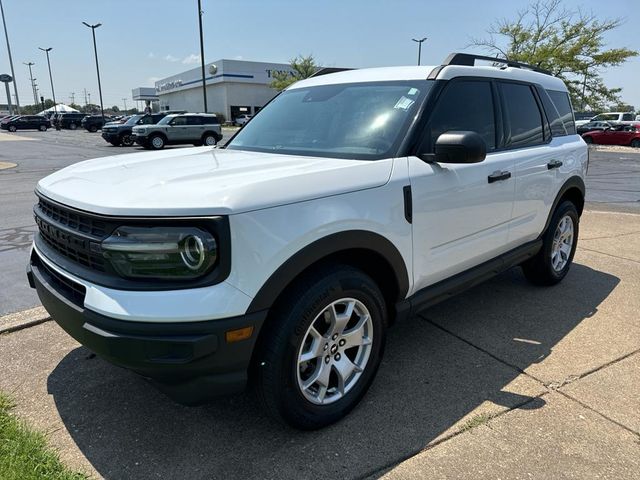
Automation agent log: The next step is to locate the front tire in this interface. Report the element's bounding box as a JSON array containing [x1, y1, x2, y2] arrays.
[[39, 125, 47, 132], [522, 201, 579, 286], [69, 123, 77, 130], [149, 134, 166, 150], [254, 265, 386, 430], [8, 125, 16, 132], [583, 136, 593, 144], [120, 133, 134, 147], [202, 133, 218, 146], [89, 125, 98, 133], [631, 139, 640, 148]]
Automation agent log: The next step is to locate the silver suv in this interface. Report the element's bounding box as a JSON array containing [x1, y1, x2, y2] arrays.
[[133, 113, 222, 149]]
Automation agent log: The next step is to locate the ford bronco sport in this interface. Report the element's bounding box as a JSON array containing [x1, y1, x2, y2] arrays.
[[28, 53, 587, 429]]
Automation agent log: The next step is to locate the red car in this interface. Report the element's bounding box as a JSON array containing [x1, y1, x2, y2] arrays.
[[582, 124, 640, 147]]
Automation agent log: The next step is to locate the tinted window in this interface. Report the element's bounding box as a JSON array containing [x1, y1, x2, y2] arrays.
[[538, 89, 567, 137], [186, 116, 202, 125], [138, 115, 154, 125], [622, 113, 634, 121], [427, 80, 496, 150], [171, 117, 188, 126], [501, 83, 544, 148], [547, 90, 576, 134], [202, 116, 219, 125]]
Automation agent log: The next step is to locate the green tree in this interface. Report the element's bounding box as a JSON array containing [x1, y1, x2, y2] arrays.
[[110, 105, 120, 112], [270, 55, 318, 91], [470, 0, 637, 110]]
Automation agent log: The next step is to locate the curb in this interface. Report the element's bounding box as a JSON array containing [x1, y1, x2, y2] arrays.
[[0, 306, 51, 335]]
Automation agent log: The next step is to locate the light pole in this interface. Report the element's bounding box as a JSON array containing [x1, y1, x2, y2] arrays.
[[0, 0, 19, 113], [24, 62, 37, 105], [39, 47, 57, 115], [412, 37, 427, 66], [122, 97, 127, 113], [83, 22, 105, 123], [197, 0, 208, 112]]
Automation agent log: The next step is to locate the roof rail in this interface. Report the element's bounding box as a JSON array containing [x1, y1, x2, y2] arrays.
[[428, 52, 552, 79], [309, 67, 354, 78]]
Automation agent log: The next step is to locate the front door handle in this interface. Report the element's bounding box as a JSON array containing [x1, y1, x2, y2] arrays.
[[547, 159, 563, 170], [488, 170, 512, 184]]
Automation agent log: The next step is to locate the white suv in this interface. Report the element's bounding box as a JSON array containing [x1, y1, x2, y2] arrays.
[[28, 53, 587, 429]]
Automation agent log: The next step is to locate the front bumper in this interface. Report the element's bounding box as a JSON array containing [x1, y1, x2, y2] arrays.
[[133, 133, 148, 144], [101, 131, 120, 142], [27, 252, 267, 404]]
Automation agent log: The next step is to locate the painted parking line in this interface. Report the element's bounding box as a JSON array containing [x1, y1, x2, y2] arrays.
[[0, 161, 17, 170], [0, 132, 38, 141]]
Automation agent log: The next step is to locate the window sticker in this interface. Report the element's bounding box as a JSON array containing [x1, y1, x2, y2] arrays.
[[407, 88, 419, 96], [394, 96, 415, 111]]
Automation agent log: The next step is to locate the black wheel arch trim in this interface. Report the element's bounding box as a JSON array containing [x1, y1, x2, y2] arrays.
[[246, 230, 410, 313], [542, 176, 585, 233]]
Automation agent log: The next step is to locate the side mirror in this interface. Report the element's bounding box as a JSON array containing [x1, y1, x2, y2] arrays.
[[419, 131, 487, 164]]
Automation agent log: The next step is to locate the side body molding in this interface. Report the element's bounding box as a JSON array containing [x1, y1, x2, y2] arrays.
[[246, 230, 410, 313]]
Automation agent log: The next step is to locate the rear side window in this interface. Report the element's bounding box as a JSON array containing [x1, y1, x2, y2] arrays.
[[547, 90, 576, 134], [500, 82, 544, 148], [622, 113, 634, 121], [537, 88, 567, 137], [186, 116, 202, 125], [202, 116, 219, 125], [427, 79, 496, 150]]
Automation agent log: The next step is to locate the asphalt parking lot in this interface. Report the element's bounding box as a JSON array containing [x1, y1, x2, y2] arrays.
[[0, 129, 639, 478]]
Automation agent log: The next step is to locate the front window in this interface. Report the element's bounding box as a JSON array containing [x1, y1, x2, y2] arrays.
[[227, 81, 431, 160], [593, 113, 619, 122]]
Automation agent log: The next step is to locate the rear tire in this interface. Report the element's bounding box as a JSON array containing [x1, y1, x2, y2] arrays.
[[69, 123, 77, 130], [631, 139, 640, 148], [8, 125, 16, 132], [522, 201, 579, 286], [254, 265, 386, 430], [202, 133, 218, 146], [89, 125, 98, 133], [39, 125, 47, 132]]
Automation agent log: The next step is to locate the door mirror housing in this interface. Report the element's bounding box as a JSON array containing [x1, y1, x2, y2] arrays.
[[419, 131, 487, 164]]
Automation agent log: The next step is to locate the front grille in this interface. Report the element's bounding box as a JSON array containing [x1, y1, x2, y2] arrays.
[[37, 197, 107, 237], [34, 196, 110, 272], [34, 254, 86, 306]]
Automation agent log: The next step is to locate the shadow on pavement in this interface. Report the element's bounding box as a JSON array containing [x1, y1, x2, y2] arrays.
[[47, 263, 618, 480]]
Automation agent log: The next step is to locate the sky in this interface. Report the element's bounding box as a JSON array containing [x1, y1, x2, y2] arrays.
[[0, 0, 638, 110]]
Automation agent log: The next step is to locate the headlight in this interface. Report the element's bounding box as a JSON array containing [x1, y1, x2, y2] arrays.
[[101, 226, 217, 280], [136, 128, 145, 134]]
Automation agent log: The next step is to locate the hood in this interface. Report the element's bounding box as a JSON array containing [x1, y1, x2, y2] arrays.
[[36, 147, 393, 216]]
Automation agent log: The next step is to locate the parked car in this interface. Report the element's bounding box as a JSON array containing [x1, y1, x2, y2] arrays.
[[55, 113, 87, 130], [582, 124, 640, 147], [575, 111, 635, 127], [101, 113, 167, 146], [234, 114, 252, 126], [81, 115, 114, 132], [28, 52, 587, 429], [1, 115, 49, 132], [133, 113, 222, 149], [576, 121, 613, 135], [0, 115, 20, 127]]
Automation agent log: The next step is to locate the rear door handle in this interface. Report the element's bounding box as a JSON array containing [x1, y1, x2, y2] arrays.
[[547, 159, 563, 170], [488, 170, 511, 183]]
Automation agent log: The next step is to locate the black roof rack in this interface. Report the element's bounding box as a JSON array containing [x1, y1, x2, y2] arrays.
[[428, 52, 552, 79], [309, 67, 354, 78]]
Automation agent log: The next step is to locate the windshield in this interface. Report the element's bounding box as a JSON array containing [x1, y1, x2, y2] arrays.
[[227, 81, 430, 160], [124, 115, 143, 126], [156, 116, 174, 125], [592, 114, 618, 121]]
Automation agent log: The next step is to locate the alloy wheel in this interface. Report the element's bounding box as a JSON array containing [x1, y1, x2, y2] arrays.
[[551, 214, 574, 272], [296, 298, 373, 405]]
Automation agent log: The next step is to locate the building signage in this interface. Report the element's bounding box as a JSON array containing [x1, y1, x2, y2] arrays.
[[209, 64, 218, 75], [156, 79, 183, 92], [265, 69, 295, 78]]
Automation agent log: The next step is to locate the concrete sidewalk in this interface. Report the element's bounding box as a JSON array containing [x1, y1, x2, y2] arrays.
[[0, 210, 638, 479]]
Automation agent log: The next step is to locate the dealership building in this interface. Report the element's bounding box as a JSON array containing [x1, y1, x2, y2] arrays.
[[153, 59, 294, 122]]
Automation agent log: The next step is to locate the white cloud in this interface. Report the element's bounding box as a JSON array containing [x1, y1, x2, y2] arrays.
[[182, 54, 201, 65], [164, 54, 179, 62], [147, 52, 156, 59]]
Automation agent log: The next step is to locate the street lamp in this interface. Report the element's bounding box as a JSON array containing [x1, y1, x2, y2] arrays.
[[23, 62, 37, 105], [38, 47, 57, 115], [83, 22, 105, 123], [197, 0, 208, 112], [0, 0, 19, 113], [412, 37, 427, 66], [122, 97, 127, 113]]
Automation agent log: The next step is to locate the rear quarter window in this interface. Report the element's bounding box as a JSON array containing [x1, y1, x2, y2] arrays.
[[547, 90, 576, 135], [500, 82, 544, 148]]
